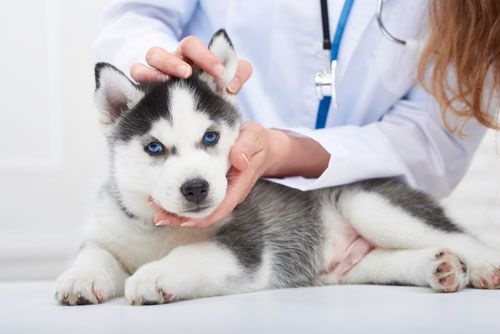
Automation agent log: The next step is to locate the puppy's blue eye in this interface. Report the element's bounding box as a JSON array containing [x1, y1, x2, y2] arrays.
[[202, 131, 219, 146], [145, 141, 164, 155]]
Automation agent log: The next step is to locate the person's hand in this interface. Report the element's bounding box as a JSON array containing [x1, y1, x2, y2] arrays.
[[130, 36, 252, 93], [152, 121, 290, 227]]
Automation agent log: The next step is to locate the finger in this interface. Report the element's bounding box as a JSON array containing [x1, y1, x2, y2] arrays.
[[145, 47, 192, 78], [153, 210, 189, 226], [230, 121, 264, 171], [130, 63, 169, 83], [227, 59, 253, 94], [178, 36, 225, 78]]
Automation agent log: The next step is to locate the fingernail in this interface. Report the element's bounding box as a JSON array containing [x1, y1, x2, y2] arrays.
[[155, 220, 171, 226], [156, 73, 169, 81], [180, 221, 197, 227], [227, 77, 241, 94], [213, 64, 225, 78], [175, 64, 190, 78], [241, 153, 250, 169]]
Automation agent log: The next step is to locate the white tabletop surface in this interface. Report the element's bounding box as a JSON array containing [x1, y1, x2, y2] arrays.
[[1, 281, 499, 334]]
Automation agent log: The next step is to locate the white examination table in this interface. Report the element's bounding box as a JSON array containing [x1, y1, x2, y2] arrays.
[[1, 281, 499, 333]]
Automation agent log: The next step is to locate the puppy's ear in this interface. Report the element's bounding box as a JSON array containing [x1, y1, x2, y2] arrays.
[[199, 29, 238, 96], [94, 63, 144, 135]]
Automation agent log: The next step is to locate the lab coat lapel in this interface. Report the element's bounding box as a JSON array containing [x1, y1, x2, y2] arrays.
[[337, 0, 377, 80]]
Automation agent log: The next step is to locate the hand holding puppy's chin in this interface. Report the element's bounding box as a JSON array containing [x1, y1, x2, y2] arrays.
[[152, 197, 232, 228], [153, 210, 193, 227], [146, 194, 221, 227]]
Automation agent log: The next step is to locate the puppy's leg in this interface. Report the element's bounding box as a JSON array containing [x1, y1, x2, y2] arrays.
[[338, 188, 500, 289], [125, 241, 264, 305], [55, 243, 129, 305], [337, 189, 456, 249], [319, 247, 469, 292]]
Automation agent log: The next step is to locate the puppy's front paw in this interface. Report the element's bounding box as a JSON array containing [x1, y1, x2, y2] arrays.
[[55, 268, 117, 305], [428, 249, 468, 293], [125, 262, 183, 306]]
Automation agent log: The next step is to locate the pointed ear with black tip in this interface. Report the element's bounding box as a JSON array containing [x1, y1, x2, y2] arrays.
[[94, 62, 145, 136], [199, 29, 238, 97]]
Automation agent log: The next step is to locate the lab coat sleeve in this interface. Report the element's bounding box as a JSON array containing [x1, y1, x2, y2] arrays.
[[267, 84, 487, 198], [93, 0, 199, 75]]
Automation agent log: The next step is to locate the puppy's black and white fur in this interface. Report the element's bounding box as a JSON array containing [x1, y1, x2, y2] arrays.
[[56, 30, 500, 305]]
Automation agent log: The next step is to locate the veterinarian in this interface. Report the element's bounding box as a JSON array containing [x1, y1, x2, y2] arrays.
[[94, 1, 499, 227]]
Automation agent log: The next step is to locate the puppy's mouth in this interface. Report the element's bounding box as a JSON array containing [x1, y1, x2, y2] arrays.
[[178, 204, 214, 218], [149, 197, 215, 219], [184, 206, 211, 214]]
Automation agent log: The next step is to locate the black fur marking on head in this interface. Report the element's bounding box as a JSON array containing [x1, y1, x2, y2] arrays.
[[111, 76, 240, 142], [113, 83, 171, 142], [177, 76, 241, 127], [356, 178, 463, 233]]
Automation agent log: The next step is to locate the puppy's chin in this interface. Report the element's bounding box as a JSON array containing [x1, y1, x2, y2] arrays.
[[178, 202, 220, 219], [155, 201, 220, 220]]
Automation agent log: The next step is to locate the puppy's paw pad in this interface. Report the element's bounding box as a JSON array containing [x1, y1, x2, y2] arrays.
[[429, 249, 467, 293], [471, 267, 500, 289], [55, 270, 114, 306]]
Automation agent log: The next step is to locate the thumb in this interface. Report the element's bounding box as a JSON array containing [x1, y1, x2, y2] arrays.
[[230, 121, 263, 171], [230, 148, 250, 171]]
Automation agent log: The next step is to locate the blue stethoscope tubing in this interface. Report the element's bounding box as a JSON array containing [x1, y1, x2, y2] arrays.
[[315, 0, 355, 129]]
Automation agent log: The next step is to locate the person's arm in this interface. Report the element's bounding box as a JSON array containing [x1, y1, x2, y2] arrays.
[[269, 83, 487, 199], [264, 129, 330, 179]]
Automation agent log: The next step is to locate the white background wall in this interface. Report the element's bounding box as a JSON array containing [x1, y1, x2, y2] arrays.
[[0, 0, 499, 281], [0, 0, 112, 280]]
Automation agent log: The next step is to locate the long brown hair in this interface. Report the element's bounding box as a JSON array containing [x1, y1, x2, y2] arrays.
[[418, 0, 500, 132]]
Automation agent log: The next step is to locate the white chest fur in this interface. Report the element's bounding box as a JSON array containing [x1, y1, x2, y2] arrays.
[[84, 192, 213, 273]]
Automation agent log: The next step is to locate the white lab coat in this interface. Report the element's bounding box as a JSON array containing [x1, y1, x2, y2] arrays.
[[94, 0, 486, 198]]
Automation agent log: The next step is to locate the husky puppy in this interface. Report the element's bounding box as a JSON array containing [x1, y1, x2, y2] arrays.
[[56, 30, 500, 305]]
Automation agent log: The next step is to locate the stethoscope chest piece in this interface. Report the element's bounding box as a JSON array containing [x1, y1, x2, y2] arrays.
[[315, 59, 337, 105]]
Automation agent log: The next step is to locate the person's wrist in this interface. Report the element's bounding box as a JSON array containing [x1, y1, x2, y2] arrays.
[[263, 129, 292, 177], [262, 129, 330, 179]]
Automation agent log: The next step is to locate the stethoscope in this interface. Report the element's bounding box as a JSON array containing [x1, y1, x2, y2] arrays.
[[314, 0, 423, 129]]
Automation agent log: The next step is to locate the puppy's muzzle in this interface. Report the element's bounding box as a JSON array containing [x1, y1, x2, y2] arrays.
[[180, 178, 209, 205]]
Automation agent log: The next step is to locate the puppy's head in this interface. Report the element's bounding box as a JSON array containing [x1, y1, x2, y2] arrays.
[[95, 30, 242, 220]]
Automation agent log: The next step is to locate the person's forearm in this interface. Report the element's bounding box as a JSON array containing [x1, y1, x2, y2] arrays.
[[265, 129, 330, 178]]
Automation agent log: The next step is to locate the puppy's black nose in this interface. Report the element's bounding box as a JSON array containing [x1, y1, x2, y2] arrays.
[[180, 179, 209, 205]]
